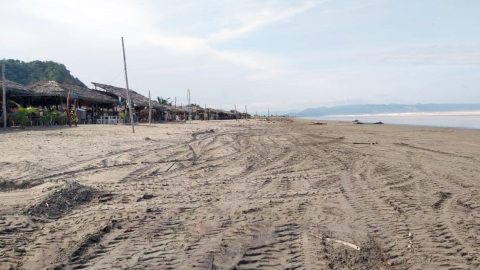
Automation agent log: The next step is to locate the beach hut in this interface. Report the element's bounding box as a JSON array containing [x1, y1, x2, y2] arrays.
[[92, 82, 172, 122], [0, 78, 34, 126], [26, 81, 118, 124], [0, 78, 36, 107], [27, 81, 117, 106]]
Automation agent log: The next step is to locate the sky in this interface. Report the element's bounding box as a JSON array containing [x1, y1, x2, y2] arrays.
[[2, 0, 480, 113]]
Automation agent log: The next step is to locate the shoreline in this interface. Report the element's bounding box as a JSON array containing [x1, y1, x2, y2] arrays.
[[299, 114, 480, 130]]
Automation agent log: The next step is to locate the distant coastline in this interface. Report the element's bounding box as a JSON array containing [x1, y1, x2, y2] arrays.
[[317, 110, 480, 118], [302, 110, 480, 129], [290, 104, 480, 117]]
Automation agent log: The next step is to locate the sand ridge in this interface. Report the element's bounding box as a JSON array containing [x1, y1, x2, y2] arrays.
[[0, 119, 479, 269]]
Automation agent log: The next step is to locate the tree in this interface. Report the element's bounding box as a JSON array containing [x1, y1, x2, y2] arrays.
[[157, 97, 173, 106], [40, 109, 54, 126], [1, 59, 86, 86], [8, 101, 38, 128]]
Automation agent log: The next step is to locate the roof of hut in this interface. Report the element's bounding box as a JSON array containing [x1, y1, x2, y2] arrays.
[[92, 82, 165, 110], [26, 81, 118, 104], [163, 104, 182, 112], [0, 78, 34, 96], [217, 109, 235, 115]]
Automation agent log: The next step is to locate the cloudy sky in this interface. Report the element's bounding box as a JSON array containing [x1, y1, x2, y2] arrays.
[[3, 0, 480, 113]]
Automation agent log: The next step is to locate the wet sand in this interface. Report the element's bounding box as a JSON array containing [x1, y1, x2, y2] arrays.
[[0, 119, 479, 269]]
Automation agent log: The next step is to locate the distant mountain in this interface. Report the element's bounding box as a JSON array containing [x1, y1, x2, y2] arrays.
[[292, 104, 480, 117], [1, 59, 86, 87], [256, 109, 302, 116]]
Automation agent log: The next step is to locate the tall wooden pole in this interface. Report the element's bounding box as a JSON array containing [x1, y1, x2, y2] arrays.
[[235, 105, 238, 121], [121, 37, 135, 133], [66, 92, 72, 126], [148, 90, 152, 125], [182, 103, 185, 120], [175, 97, 177, 123], [2, 63, 6, 131], [187, 89, 191, 121]]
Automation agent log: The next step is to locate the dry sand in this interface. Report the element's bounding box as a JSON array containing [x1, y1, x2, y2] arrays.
[[0, 119, 479, 270]]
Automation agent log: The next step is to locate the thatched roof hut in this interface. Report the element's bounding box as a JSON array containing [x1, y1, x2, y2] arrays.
[[92, 82, 165, 110], [0, 78, 34, 96], [26, 81, 117, 105]]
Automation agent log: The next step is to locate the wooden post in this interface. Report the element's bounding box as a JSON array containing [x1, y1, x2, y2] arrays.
[[121, 37, 135, 133], [2, 63, 6, 130], [66, 92, 72, 126], [60, 96, 65, 111], [235, 105, 238, 121], [182, 103, 185, 121], [148, 90, 152, 125], [187, 89, 191, 121], [73, 98, 78, 126], [175, 97, 177, 123]]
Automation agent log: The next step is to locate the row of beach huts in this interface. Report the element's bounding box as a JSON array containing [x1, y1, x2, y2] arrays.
[[0, 78, 250, 126]]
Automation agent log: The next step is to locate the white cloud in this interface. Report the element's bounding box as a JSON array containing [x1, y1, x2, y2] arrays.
[[207, 1, 321, 42], [362, 46, 480, 66], [9, 0, 319, 81], [140, 34, 211, 55], [13, 0, 149, 31]]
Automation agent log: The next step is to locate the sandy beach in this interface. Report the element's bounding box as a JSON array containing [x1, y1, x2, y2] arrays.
[[0, 119, 479, 269]]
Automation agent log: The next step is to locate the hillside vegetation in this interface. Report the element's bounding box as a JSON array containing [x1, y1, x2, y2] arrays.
[[1, 59, 86, 87]]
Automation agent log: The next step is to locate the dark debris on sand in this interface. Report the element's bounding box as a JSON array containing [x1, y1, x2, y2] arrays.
[[324, 236, 397, 270], [25, 182, 98, 219], [0, 179, 43, 191]]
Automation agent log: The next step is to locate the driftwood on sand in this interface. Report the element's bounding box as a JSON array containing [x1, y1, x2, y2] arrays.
[[353, 120, 384, 125]]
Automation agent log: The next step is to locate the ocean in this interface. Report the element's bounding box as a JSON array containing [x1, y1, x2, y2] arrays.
[[302, 110, 480, 130]]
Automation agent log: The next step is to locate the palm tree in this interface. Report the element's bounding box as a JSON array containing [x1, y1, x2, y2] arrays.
[[40, 109, 67, 126], [40, 109, 54, 126], [8, 101, 38, 129], [157, 97, 173, 106], [51, 110, 67, 125]]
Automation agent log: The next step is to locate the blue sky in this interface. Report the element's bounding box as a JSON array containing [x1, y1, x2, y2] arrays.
[[2, 0, 480, 113]]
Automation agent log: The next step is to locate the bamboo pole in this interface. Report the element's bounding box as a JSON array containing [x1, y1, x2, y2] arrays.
[[121, 37, 135, 133], [148, 90, 152, 125], [66, 92, 72, 126], [187, 89, 191, 121], [182, 103, 185, 121], [2, 63, 6, 131]]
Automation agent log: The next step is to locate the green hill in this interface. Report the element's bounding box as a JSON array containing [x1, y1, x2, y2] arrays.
[[1, 59, 86, 87]]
